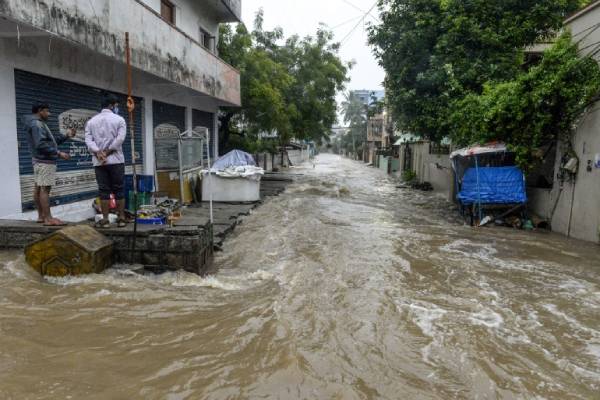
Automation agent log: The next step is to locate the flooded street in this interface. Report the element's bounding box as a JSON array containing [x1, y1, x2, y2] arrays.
[[1, 154, 599, 399]]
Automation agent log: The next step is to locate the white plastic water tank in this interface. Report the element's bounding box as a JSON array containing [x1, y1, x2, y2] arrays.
[[201, 173, 261, 202]]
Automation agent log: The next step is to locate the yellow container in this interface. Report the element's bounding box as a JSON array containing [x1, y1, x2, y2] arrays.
[[25, 226, 114, 277]]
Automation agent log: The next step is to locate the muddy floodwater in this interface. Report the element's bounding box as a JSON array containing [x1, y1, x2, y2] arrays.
[[1, 154, 599, 399]]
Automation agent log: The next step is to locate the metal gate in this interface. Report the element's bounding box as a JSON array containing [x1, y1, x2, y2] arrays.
[[14, 69, 144, 211], [192, 109, 215, 159]]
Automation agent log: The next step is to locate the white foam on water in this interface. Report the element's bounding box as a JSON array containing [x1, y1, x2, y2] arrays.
[[45, 275, 96, 286], [543, 304, 600, 339], [558, 280, 591, 294], [246, 269, 275, 281], [421, 342, 435, 364], [160, 273, 242, 291], [438, 239, 516, 271], [1, 256, 42, 282], [469, 309, 504, 329], [587, 343, 600, 366], [398, 258, 412, 273], [407, 303, 447, 337]]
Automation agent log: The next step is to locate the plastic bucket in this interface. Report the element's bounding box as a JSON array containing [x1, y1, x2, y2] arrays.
[[125, 175, 155, 194]]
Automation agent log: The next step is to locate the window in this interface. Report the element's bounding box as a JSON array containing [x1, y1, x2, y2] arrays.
[[200, 28, 214, 52], [161, 0, 175, 24]]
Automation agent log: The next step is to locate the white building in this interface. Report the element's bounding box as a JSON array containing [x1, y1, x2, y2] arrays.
[[0, 0, 241, 220]]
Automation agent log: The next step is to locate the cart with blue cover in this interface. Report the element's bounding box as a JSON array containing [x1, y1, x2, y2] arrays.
[[451, 143, 528, 226]]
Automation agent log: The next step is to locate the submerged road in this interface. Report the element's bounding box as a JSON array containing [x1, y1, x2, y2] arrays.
[[1, 154, 599, 399]]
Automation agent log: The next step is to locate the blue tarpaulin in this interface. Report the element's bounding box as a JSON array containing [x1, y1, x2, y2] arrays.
[[458, 166, 527, 205]]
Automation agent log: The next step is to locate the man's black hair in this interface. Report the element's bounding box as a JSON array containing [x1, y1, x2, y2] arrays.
[[32, 102, 50, 114], [101, 94, 119, 109]]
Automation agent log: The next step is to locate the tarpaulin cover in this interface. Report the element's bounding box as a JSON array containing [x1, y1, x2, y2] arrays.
[[458, 166, 527, 205], [211, 150, 256, 171], [450, 142, 508, 160]]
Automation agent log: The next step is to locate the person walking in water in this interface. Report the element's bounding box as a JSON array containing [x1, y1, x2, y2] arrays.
[[24, 102, 76, 226], [85, 94, 128, 228]]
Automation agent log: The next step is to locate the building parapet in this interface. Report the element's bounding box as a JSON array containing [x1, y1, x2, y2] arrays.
[[0, 0, 241, 106]]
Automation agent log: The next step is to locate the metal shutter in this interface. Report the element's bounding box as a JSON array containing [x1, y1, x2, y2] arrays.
[[14, 69, 144, 211]]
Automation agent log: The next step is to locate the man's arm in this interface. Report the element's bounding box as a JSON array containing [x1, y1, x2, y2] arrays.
[[31, 123, 57, 157], [108, 117, 127, 152], [54, 132, 68, 146], [85, 121, 100, 154]]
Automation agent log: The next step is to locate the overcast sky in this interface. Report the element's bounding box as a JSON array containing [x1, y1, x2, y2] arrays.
[[241, 0, 385, 94]]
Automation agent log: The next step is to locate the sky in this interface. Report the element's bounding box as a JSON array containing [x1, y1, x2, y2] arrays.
[[241, 0, 385, 95]]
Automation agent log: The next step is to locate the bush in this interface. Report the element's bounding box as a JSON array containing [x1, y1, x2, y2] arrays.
[[402, 169, 417, 182], [449, 32, 600, 169]]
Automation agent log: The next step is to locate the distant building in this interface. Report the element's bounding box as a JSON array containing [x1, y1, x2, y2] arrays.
[[0, 0, 242, 220], [351, 90, 385, 106]]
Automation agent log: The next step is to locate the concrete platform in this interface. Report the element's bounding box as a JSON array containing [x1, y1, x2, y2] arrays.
[[0, 176, 294, 274]]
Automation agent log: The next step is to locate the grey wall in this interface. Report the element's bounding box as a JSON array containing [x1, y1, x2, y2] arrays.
[[0, 0, 240, 105], [527, 7, 600, 243], [395, 142, 453, 194]]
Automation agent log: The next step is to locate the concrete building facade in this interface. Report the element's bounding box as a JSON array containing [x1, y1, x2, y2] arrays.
[[0, 0, 241, 221], [366, 113, 385, 164]]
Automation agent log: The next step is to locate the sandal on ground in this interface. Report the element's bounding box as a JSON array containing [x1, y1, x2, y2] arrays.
[[95, 219, 110, 228], [117, 219, 127, 228], [43, 218, 67, 227]]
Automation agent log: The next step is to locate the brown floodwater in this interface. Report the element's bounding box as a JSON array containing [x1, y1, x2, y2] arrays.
[[1, 154, 599, 399]]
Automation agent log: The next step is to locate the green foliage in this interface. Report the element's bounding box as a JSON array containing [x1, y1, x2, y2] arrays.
[[339, 91, 385, 157], [369, 0, 586, 142], [449, 33, 600, 169], [218, 10, 350, 153], [402, 169, 417, 182]]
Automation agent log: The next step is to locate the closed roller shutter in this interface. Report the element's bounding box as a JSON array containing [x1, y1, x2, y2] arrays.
[[153, 100, 186, 172], [14, 69, 143, 211]]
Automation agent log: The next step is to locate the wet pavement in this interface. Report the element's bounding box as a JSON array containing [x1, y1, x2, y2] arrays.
[[0, 154, 599, 399]]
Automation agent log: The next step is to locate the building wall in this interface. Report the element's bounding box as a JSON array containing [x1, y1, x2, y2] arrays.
[[530, 105, 600, 243], [0, 64, 21, 218], [0, 35, 219, 220], [526, 6, 600, 243], [140, 0, 220, 44], [394, 142, 453, 194], [0, 0, 240, 106]]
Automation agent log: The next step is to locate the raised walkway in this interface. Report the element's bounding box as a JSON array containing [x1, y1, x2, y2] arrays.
[[0, 173, 294, 275]]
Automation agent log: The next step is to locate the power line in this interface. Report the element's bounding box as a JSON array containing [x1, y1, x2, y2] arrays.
[[339, 0, 379, 46], [340, 0, 381, 23], [331, 15, 364, 31]]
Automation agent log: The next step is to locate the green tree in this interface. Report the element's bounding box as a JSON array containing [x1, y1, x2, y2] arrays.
[[369, 0, 588, 142], [218, 18, 295, 153], [449, 33, 600, 168], [340, 91, 368, 157], [218, 10, 350, 154], [279, 28, 350, 145]]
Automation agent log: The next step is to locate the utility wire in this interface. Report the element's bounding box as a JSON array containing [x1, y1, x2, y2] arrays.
[[340, 0, 381, 23], [331, 15, 364, 31], [574, 22, 600, 47], [339, 0, 379, 46]]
